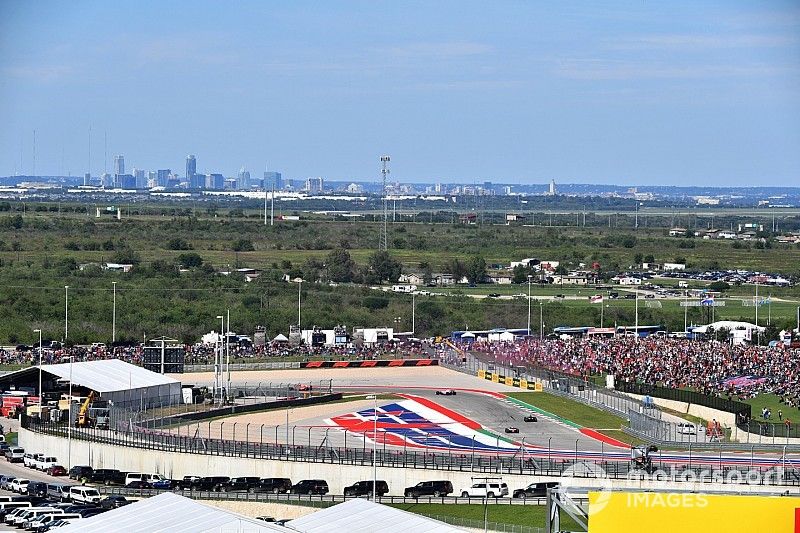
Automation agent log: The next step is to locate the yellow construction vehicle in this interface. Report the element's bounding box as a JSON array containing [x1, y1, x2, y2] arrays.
[[75, 391, 96, 427]]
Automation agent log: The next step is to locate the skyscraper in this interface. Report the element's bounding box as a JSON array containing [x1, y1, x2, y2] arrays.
[[157, 169, 171, 187], [263, 171, 282, 190], [113, 155, 125, 176], [133, 168, 147, 189], [186, 155, 196, 181], [237, 166, 250, 189], [305, 177, 323, 193]]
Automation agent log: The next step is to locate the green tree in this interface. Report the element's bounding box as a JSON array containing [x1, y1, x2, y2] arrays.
[[325, 248, 356, 282], [232, 238, 254, 252], [177, 252, 204, 268], [466, 256, 487, 284], [445, 258, 467, 282], [368, 251, 402, 283], [708, 281, 731, 292]]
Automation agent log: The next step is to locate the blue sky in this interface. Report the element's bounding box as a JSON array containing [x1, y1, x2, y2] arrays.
[[1, 1, 798, 186]]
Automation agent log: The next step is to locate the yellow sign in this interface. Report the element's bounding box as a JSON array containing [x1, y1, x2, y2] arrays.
[[519, 378, 528, 389], [477, 369, 485, 379], [589, 492, 800, 533], [492, 373, 499, 383], [505, 376, 514, 386], [534, 382, 543, 392]]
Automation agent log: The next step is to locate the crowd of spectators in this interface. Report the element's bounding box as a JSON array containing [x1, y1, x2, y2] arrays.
[[0, 339, 432, 367], [469, 336, 800, 406]]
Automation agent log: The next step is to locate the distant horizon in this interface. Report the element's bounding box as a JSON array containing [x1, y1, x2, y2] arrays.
[[4, 173, 800, 193], [1, 2, 798, 186]]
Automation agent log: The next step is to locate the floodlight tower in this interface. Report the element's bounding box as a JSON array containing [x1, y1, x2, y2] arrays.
[[379, 155, 391, 251]]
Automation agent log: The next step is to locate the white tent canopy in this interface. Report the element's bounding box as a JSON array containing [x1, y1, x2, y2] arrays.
[[273, 333, 289, 342], [288, 498, 467, 533], [56, 492, 290, 533]]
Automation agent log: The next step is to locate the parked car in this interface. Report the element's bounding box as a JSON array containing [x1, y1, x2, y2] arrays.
[[32, 512, 80, 532], [5, 447, 25, 462], [290, 480, 329, 495], [221, 477, 261, 492], [40, 517, 80, 532], [125, 480, 152, 489], [68, 466, 93, 481], [677, 423, 697, 435], [513, 482, 559, 499], [23, 454, 41, 468], [151, 478, 176, 490], [27, 481, 49, 498], [343, 480, 389, 497], [8, 507, 52, 526], [459, 481, 508, 498], [35, 456, 58, 471], [88, 469, 125, 485], [504, 427, 519, 434], [46, 484, 75, 503], [523, 415, 537, 422], [124, 473, 165, 486], [0, 476, 16, 490], [22, 509, 64, 530], [192, 476, 231, 491], [435, 389, 456, 396], [253, 478, 292, 494], [99, 496, 130, 510], [10, 478, 29, 494], [404, 480, 453, 498], [68, 486, 102, 505], [46, 465, 67, 477], [174, 476, 202, 490], [0, 501, 31, 521], [76, 507, 106, 518]]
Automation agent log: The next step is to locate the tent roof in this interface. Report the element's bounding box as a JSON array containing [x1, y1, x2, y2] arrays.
[[31, 359, 178, 393], [288, 498, 466, 533], [56, 492, 291, 533], [691, 320, 766, 334], [273, 333, 289, 342]]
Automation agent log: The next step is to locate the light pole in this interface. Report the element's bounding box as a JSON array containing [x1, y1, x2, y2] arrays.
[[297, 279, 302, 329], [226, 309, 231, 396], [366, 394, 378, 501], [527, 275, 532, 336], [64, 286, 69, 341], [34, 329, 42, 401], [411, 293, 416, 336], [539, 301, 543, 340], [112, 281, 117, 344], [68, 355, 73, 469], [634, 287, 639, 339], [216, 315, 224, 403]]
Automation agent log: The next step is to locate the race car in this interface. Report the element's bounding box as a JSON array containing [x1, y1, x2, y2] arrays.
[[435, 389, 456, 396], [504, 427, 519, 434], [523, 415, 537, 422]]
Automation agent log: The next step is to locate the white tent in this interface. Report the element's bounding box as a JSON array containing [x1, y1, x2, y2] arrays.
[[56, 492, 290, 532], [273, 333, 289, 343], [288, 498, 466, 533], [692, 320, 765, 344]]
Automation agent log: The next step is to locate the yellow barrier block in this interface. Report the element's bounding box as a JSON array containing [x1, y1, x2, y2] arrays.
[[492, 373, 499, 383], [534, 382, 543, 392], [588, 492, 800, 533], [519, 378, 528, 389], [478, 369, 485, 379]]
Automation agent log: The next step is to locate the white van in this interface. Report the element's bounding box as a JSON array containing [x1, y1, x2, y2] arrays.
[[21, 508, 63, 529], [36, 456, 58, 471], [124, 473, 164, 486], [4, 506, 38, 525], [8, 507, 51, 526], [0, 501, 31, 519], [29, 511, 79, 530], [69, 486, 102, 504]]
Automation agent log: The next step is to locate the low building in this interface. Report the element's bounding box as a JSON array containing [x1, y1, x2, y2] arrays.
[[103, 262, 134, 273], [663, 263, 686, 271], [668, 227, 687, 237]]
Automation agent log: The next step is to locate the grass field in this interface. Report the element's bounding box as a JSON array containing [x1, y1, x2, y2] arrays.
[[389, 502, 581, 530]]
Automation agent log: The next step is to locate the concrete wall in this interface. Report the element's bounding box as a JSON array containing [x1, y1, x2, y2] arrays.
[[19, 428, 799, 497], [621, 391, 736, 427]]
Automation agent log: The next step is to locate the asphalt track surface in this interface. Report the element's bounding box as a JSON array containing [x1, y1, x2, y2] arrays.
[[177, 366, 800, 472]]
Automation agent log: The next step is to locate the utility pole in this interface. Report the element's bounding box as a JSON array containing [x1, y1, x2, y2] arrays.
[[379, 156, 390, 251], [112, 281, 117, 343]]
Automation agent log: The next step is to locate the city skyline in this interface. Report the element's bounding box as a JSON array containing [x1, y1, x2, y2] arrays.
[[1, 1, 799, 186]]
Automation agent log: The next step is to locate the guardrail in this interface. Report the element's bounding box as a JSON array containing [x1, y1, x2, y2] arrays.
[[23, 418, 800, 489], [97, 486, 547, 507]]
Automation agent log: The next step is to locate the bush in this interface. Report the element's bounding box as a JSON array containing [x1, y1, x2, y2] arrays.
[[232, 239, 254, 252]]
